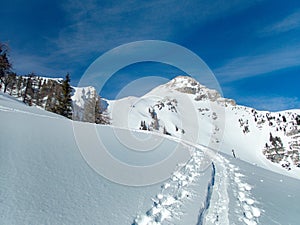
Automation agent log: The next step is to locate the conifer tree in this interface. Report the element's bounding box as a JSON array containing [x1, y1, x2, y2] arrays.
[[0, 43, 12, 93], [16, 75, 23, 97], [23, 74, 34, 105], [7, 72, 16, 95], [57, 73, 73, 119], [282, 115, 287, 123]]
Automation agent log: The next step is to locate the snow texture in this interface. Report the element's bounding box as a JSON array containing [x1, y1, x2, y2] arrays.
[[1, 74, 300, 225]]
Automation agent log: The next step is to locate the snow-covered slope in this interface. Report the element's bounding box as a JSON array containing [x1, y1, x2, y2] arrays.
[[0, 93, 188, 224], [1, 92, 300, 225], [108, 76, 300, 179]]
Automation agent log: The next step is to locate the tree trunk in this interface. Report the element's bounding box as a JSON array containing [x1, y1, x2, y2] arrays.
[[3, 82, 8, 93]]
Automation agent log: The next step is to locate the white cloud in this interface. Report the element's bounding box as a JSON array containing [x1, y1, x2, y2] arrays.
[[259, 10, 300, 36], [238, 96, 300, 112], [53, 0, 262, 59], [8, 0, 265, 80], [214, 10, 300, 83], [214, 45, 300, 82]]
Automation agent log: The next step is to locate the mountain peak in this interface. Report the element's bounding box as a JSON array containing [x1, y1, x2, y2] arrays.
[[167, 76, 203, 89], [165, 76, 220, 98]]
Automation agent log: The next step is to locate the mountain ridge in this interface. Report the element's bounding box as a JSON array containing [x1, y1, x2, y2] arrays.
[[107, 76, 300, 179], [1, 75, 299, 178]]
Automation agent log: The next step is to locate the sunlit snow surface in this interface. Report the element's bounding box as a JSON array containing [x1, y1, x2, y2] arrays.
[[108, 76, 300, 179], [1, 93, 300, 225]]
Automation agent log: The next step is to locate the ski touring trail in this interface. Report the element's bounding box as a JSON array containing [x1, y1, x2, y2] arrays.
[[132, 146, 212, 225], [202, 151, 262, 225], [133, 144, 262, 225]]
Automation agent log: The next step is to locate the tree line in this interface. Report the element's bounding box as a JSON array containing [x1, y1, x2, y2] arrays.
[[0, 42, 109, 124]]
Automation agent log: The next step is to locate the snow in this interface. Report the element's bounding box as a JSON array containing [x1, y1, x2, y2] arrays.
[[1, 73, 300, 225], [71, 86, 99, 122], [0, 93, 163, 224], [133, 149, 213, 225], [37, 76, 63, 83], [71, 86, 97, 109], [0, 93, 63, 119], [107, 75, 300, 179], [228, 154, 300, 225]]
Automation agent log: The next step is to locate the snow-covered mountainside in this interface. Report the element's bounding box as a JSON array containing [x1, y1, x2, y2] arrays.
[[108, 76, 300, 179], [72, 86, 99, 122], [1, 92, 300, 225]]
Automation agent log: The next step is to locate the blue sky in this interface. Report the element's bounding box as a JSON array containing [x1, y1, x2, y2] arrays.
[[1, 0, 300, 111]]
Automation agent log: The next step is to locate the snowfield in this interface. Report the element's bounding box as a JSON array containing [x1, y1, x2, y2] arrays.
[[1, 85, 300, 225]]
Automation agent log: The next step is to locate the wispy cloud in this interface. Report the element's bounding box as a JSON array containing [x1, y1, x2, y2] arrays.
[[54, 0, 262, 59], [259, 10, 300, 36], [7, 0, 265, 81], [11, 51, 68, 76], [214, 45, 300, 82], [239, 96, 300, 111]]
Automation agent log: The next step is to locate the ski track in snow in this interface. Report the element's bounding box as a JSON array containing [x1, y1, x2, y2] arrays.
[[201, 154, 229, 225], [196, 162, 216, 225], [133, 145, 262, 225], [132, 147, 209, 225], [204, 153, 262, 225]]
